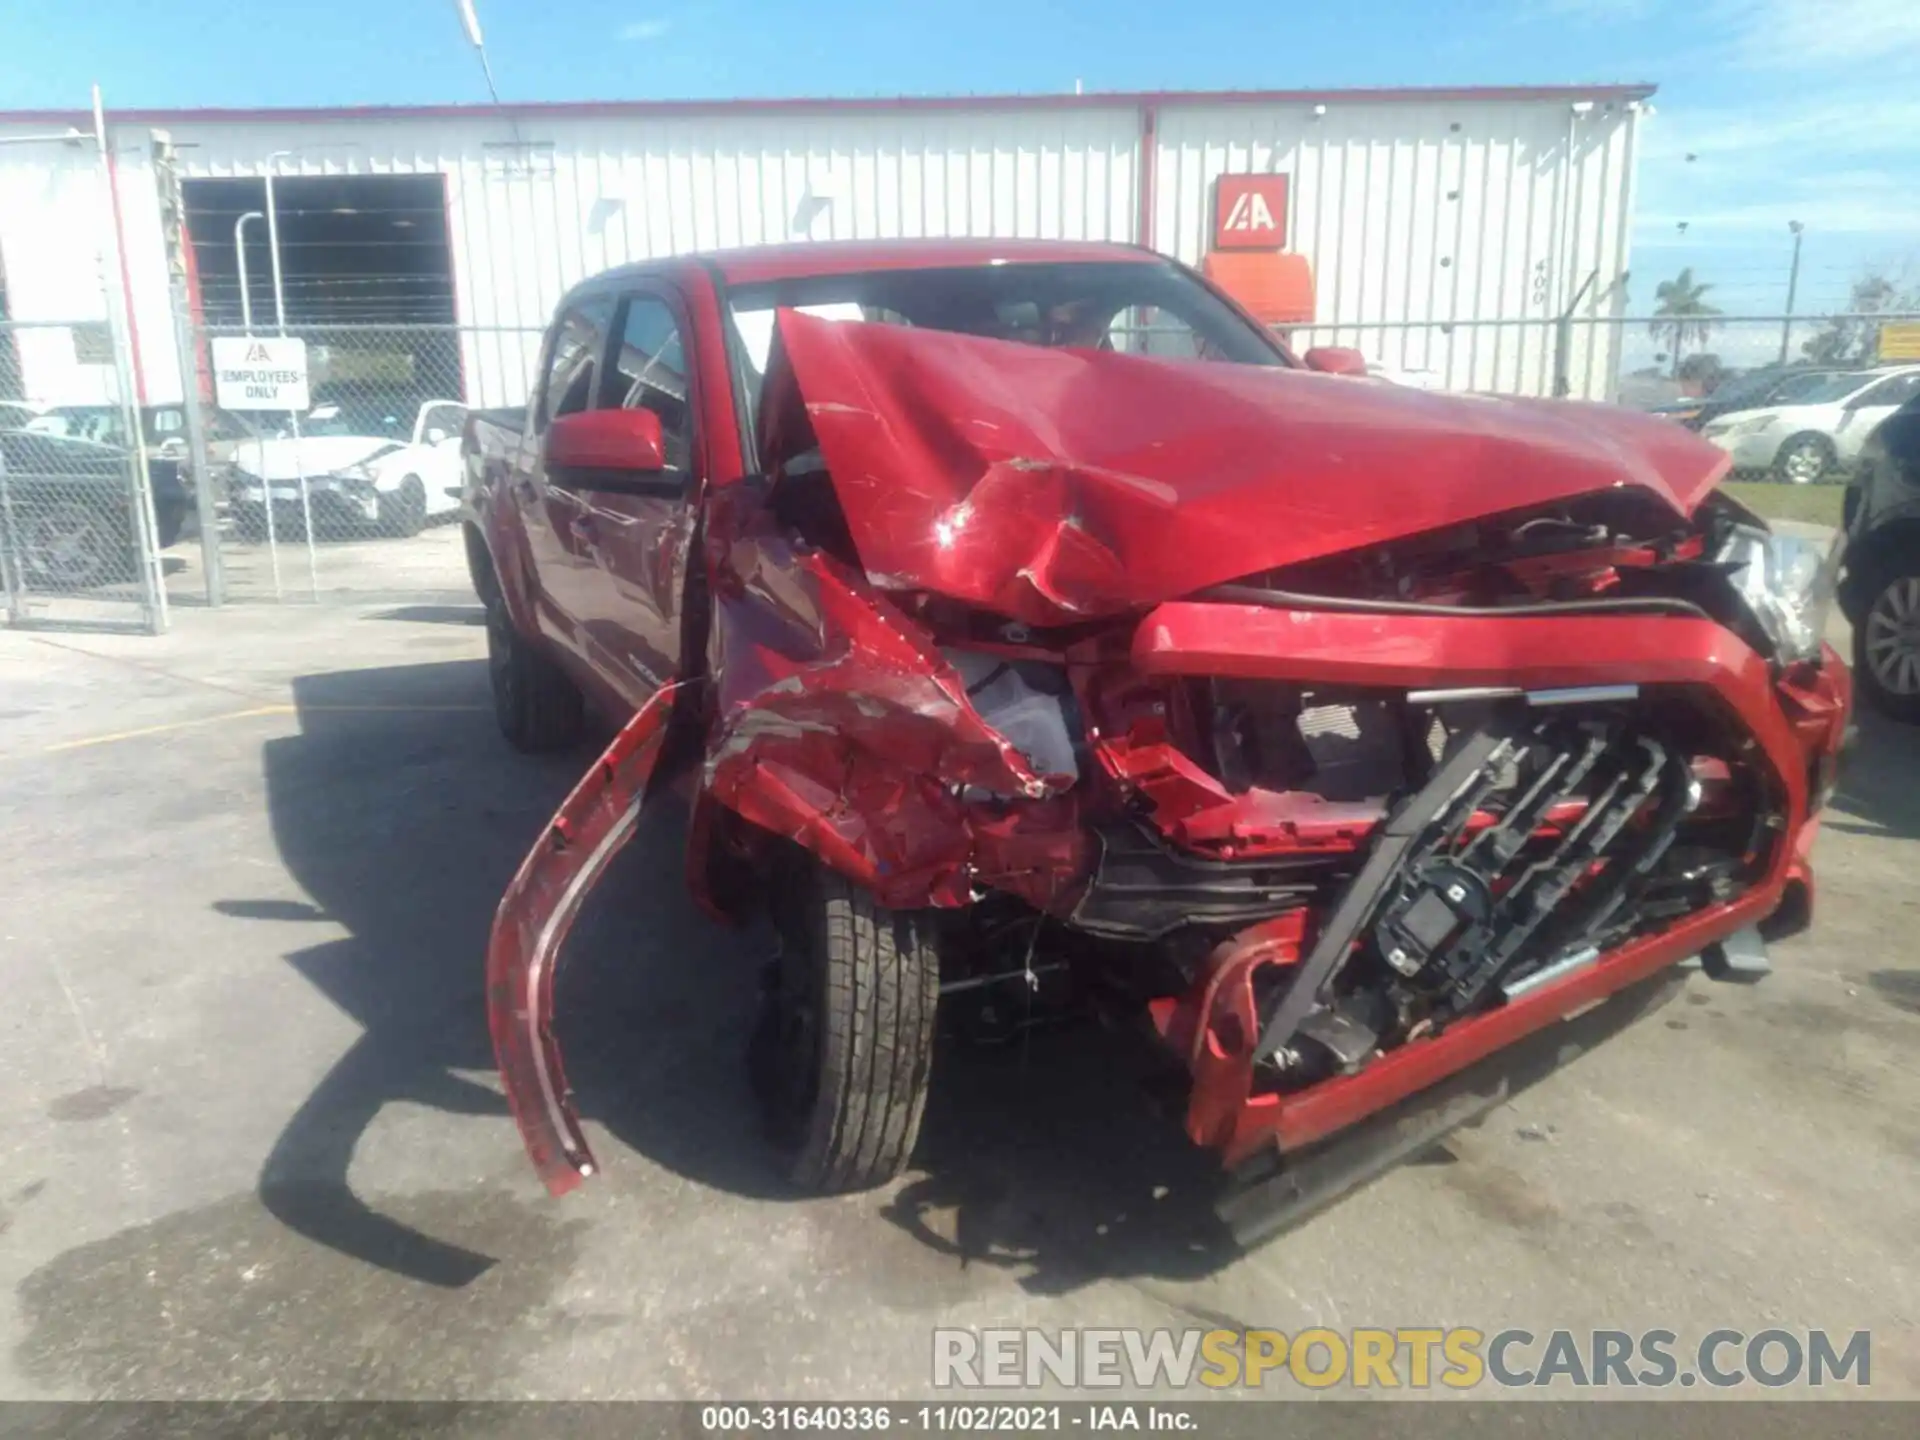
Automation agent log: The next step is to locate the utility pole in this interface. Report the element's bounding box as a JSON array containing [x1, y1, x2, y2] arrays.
[[1778, 221, 1804, 365]]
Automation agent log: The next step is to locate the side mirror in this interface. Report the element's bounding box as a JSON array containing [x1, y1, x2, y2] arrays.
[[1303, 346, 1370, 377], [545, 408, 668, 487], [424, 427, 449, 445]]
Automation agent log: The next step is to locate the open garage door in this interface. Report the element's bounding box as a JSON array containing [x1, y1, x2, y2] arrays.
[[180, 174, 474, 603]]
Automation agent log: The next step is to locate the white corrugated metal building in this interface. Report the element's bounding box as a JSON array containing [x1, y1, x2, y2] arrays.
[[0, 84, 1650, 409]]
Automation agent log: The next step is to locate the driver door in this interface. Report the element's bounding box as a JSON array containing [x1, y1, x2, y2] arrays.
[[568, 286, 703, 708], [520, 295, 617, 662]]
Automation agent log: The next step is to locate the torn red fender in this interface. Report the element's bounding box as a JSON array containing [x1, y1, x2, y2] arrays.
[[487, 681, 686, 1196]]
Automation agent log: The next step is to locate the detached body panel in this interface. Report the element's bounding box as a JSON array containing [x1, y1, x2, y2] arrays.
[[487, 683, 684, 1195]]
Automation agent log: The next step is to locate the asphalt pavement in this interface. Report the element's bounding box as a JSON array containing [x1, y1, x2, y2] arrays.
[[1, 598, 1916, 1403]]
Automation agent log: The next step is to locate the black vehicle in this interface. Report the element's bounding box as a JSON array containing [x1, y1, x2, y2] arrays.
[[23, 403, 252, 505], [0, 429, 188, 592], [1688, 366, 1862, 432], [1840, 393, 1920, 719]]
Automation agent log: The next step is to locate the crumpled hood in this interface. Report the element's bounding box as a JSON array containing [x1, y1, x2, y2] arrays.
[[233, 435, 399, 481], [761, 310, 1732, 626]]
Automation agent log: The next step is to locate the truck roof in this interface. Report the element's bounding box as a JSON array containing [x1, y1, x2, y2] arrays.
[[595, 238, 1164, 290]]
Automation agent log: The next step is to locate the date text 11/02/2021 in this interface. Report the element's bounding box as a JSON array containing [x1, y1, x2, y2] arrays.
[[701, 1407, 1190, 1432]]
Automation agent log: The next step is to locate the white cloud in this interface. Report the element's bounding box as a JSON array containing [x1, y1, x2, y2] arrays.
[[1640, 195, 1914, 238], [1640, 95, 1920, 163], [620, 18, 672, 42], [1726, 0, 1920, 70]]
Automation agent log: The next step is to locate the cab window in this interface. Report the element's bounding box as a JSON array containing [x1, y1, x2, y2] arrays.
[[603, 294, 694, 475], [540, 296, 616, 424]]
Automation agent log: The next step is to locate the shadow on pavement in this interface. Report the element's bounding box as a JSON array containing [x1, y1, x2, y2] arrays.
[[240, 657, 1695, 1300], [369, 604, 485, 626], [235, 658, 1258, 1295], [1828, 707, 1920, 841]]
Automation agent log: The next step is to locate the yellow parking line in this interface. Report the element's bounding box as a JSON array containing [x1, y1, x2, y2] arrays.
[[303, 704, 492, 714], [41, 705, 295, 754], [38, 702, 488, 755]]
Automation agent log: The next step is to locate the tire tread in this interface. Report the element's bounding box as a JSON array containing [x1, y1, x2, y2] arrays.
[[788, 869, 938, 1192]]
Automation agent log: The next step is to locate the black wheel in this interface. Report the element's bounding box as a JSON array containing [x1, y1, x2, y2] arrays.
[[750, 861, 939, 1192], [19, 499, 130, 590], [485, 595, 585, 751], [378, 476, 428, 538], [1774, 433, 1836, 486], [1851, 551, 1920, 723]]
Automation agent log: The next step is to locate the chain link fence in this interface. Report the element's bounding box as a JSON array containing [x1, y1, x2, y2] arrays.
[[157, 307, 1920, 612], [169, 322, 543, 605], [1290, 311, 1920, 413], [1, 318, 170, 631]]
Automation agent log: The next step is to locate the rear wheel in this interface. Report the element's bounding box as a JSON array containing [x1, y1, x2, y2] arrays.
[[1852, 553, 1920, 723], [486, 596, 585, 751], [751, 861, 939, 1192]]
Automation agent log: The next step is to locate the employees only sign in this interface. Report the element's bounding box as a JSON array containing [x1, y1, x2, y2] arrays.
[[212, 336, 311, 412]]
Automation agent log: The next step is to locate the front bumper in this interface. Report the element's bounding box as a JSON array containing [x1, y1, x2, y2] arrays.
[[1705, 430, 1780, 471], [487, 578, 1851, 1199], [231, 476, 379, 523], [1130, 602, 1851, 1169]]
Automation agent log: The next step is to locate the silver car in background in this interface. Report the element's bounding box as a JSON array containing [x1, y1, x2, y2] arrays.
[[1702, 366, 1920, 484]]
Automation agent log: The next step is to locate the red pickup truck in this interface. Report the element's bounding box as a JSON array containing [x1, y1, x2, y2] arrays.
[[467, 239, 1849, 1228]]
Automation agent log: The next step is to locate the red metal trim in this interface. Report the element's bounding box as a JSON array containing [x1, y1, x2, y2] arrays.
[[180, 207, 211, 403], [103, 142, 147, 405], [0, 84, 1657, 128], [1136, 103, 1158, 252], [439, 170, 468, 403]]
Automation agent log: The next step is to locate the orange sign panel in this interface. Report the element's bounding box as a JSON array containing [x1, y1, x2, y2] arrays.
[[1202, 250, 1314, 326]]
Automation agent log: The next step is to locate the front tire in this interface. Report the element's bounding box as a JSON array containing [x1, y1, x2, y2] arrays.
[[1852, 553, 1920, 723], [378, 476, 428, 538], [751, 862, 939, 1192], [486, 595, 585, 751], [1774, 433, 1836, 486]]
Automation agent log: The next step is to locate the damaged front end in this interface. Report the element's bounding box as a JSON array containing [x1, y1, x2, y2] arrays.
[[490, 308, 1848, 1206]]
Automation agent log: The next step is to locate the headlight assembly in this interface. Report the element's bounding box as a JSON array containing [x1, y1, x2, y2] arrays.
[[1719, 525, 1844, 665]]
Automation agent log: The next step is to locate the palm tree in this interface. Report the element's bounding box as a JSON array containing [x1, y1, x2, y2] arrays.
[[1649, 268, 1724, 379]]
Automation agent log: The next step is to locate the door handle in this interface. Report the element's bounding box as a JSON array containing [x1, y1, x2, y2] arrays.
[[567, 512, 598, 543]]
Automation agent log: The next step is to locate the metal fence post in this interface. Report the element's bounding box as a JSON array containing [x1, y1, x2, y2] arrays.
[[91, 85, 168, 634], [154, 130, 224, 606]]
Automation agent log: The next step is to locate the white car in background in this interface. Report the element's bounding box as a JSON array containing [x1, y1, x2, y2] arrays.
[[1700, 366, 1920, 484], [229, 398, 467, 538]]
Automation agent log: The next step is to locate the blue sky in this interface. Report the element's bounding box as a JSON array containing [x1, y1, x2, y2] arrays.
[[4, 0, 1916, 354]]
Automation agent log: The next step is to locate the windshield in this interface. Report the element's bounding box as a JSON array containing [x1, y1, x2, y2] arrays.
[[23, 407, 129, 446], [723, 259, 1284, 437], [298, 401, 409, 439], [1771, 372, 1865, 405]]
